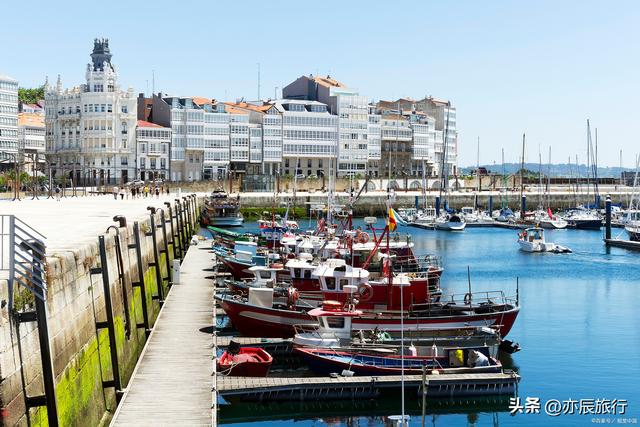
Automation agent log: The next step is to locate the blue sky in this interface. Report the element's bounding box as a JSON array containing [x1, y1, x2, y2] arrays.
[[2, 0, 639, 167]]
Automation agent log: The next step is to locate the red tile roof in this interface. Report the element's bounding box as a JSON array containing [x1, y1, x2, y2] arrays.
[[137, 120, 164, 128]]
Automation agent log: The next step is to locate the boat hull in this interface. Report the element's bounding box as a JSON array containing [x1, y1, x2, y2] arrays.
[[217, 347, 273, 377], [568, 219, 602, 230], [216, 295, 520, 338], [208, 217, 244, 227], [295, 348, 501, 376]]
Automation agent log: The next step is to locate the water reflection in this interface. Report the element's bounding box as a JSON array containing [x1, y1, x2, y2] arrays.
[[219, 396, 513, 426]]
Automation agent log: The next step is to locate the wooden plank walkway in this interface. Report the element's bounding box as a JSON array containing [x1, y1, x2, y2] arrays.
[[218, 371, 520, 401], [111, 240, 215, 426]]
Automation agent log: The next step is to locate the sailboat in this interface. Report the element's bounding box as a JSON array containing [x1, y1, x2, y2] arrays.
[[562, 121, 602, 230], [528, 147, 567, 229], [624, 155, 640, 241], [434, 105, 465, 231]]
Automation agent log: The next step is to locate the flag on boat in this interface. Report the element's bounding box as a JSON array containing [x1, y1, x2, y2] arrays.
[[547, 207, 553, 219], [392, 208, 408, 226], [388, 208, 398, 231]]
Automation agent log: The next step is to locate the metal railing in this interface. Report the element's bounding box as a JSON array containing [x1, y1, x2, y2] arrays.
[[1, 215, 47, 304]]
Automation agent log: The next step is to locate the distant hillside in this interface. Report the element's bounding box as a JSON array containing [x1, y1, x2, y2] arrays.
[[461, 163, 636, 178]]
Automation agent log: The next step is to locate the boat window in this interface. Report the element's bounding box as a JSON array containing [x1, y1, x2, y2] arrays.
[[259, 271, 271, 279], [325, 277, 336, 290], [326, 317, 345, 329], [339, 279, 349, 289], [304, 269, 312, 279], [294, 268, 301, 278]]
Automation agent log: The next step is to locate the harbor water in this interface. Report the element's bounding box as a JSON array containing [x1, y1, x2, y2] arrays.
[[216, 222, 640, 426]]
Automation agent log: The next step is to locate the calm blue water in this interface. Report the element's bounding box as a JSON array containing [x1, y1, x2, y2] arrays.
[[215, 222, 640, 426]]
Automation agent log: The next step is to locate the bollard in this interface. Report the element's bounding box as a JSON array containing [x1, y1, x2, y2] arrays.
[[521, 195, 527, 215], [605, 194, 612, 240], [414, 196, 419, 211], [172, 259, 181, 285], [596, 194, 601, 210], [488, 195, 493, 215], [435, 196, 441, 217]]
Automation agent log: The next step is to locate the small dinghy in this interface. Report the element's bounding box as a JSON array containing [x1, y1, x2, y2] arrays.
[[217, 341, 273, 377]]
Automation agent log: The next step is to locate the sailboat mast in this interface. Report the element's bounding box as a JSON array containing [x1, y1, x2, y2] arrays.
[[538, 148, 542, 209], [520, 133, 525, 209], [476, 136, 480, 192]]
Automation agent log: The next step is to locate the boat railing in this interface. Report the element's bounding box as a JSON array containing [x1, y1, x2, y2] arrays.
[[410, 290, 518, 312], [392, 254, 442, 273]]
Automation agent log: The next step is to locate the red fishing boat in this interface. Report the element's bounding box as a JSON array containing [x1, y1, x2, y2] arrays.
[[217, 344, 273, 377], [215, 287, 519, 339]]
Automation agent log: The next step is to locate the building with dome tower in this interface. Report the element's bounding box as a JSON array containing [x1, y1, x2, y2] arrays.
[[45, 38, 137, 185]]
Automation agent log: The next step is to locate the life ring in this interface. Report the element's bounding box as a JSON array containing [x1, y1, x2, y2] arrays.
[[358, 233, 370, 244], [270, 263, 284, 269], [357, 283, 374, 301], [464, 292, 472, 305]]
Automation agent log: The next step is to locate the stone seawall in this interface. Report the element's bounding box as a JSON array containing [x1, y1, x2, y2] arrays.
[[0, 196, 201, 427], [238, 189, 634, 217]]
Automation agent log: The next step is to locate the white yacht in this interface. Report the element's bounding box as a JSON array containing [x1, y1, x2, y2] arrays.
[[434, 213, 466, 231]]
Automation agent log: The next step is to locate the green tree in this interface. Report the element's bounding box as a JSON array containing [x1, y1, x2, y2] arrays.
[[18, 86, 45, 105]]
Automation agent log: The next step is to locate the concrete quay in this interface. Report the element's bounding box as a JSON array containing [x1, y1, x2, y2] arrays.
[[0, 194, 201, 426]]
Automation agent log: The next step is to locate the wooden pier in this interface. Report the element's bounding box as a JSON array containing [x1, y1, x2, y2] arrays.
[[604, 238, 640, 251], [110, 239, 216, 426], [218, 371, 520, 402]]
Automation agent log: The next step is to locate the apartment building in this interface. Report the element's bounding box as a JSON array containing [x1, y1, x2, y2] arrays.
[[45, 39, 137, 185]]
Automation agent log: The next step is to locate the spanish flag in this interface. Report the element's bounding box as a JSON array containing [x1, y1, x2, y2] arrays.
[[388, 208, 398, 231]]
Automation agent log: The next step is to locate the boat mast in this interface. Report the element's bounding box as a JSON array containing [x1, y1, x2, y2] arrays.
[[476, 136, 480, 193], [520, 133, 525, 213], [547, 146, 552, 209], [538, 146, 542, 210], [586, 120, 591, 205]]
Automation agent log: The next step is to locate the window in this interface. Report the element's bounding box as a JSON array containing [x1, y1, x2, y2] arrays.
[[325, 277, 335, 290], [121, 105, 128, 114], [140, 158, 146, 168], [107, 104, 112, 112], [326, 317, 345, 329], [293, 268, 301, 278]]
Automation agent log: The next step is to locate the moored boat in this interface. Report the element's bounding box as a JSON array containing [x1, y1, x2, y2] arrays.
[[200, 190, 244, 227], [217, 344, 273, 377], [295, 346, 501, 376]]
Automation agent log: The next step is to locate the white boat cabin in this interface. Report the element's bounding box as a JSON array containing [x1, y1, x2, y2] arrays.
[[312, 259, 370, 292]]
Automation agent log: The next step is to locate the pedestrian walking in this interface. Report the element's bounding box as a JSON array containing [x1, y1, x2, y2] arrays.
[[55, 185, 61, 201], [144, 186, 149, 198], [113, 185, 119, 200], [155, 186, 160, 198], [166, 186, 170, 195]]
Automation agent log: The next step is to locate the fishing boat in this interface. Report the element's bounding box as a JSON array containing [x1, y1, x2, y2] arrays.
[[200, 190, 244, 227], [215, 286, 520, 339], [295, 346, 501, 376], [217, 343, 273, 377], [214, 240, 281, 280], [434, 214, 466, 231], [292, 300, 504, 357]]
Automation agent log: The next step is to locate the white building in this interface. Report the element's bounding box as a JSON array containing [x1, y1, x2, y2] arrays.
[[282, 75, 374, 177], [45, 39, 137, 185], [0, 75, 19, 160], [414, 97, 458, 177], [18, 112, 46, 172], [136, 120, 170, 181]]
